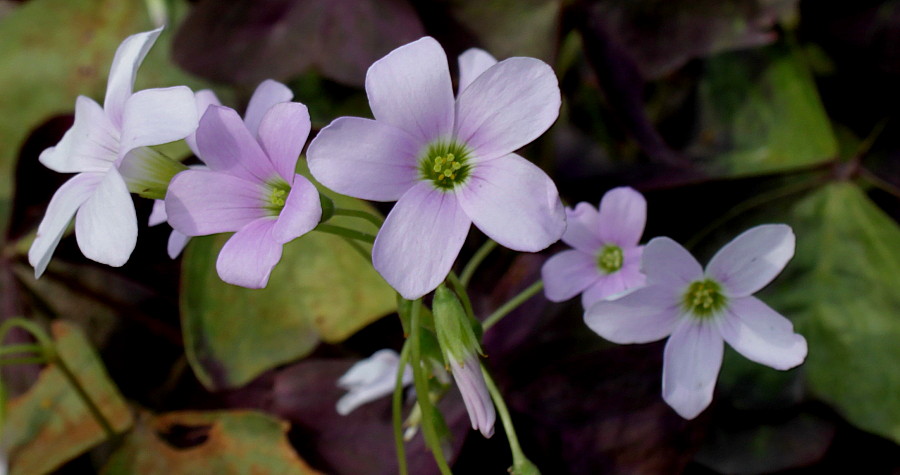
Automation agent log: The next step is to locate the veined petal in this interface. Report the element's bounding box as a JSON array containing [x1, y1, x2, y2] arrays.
[[641, 237, 703, 288], [457, 48, 497, 95], [449, 355, 495, 438], [186, 89, 222, 157], [457, 153, 564, 252], [40, 96, 119, 173], [244, 79, 293, 138], [372, 183, 471, 299], [541, 249, 598, 302], [561, 202, 604, 253], [706, 224, 795, 297], [365, 37, 454, 143], [719, 296, 807, 370], [257, 102, 310, 183], [165, 169, 267, 235], [662, 319, 724, 419], [167, 230, 190, 259], [119, 86, 199, 159], [455, 57, 560, 162], [272, 175, 321, 244], [28, 173, 103, 278], [596, 187, 646, 247], [104, 27, 163, 127], [74, 167, 137, 267], [584, 285, 680, 344], [196, 105, 277, 182], [216, 218, 282, 289], [307, 117, 420, 201]]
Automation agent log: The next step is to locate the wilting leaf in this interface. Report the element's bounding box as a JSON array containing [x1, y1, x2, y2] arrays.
[[5, 321, 133, 475], [103, 410, 319, 474]]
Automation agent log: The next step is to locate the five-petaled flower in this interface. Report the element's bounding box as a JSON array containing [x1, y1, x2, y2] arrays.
[[584, 224, 808, 419], [542, 187, 647, 308], [29, 27, 197, 277], [307, 39, 566, 299]]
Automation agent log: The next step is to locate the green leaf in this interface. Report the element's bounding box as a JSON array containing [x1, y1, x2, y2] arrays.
[[102, 410, 320, 474], [693, 45, 836, 176], [5, 321, 133, 475], [767, 182, 900, 442], [180, 171, 396, 390]]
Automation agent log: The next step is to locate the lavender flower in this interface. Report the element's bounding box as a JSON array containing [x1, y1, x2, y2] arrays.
[[585, 225, 808, 419], [307, 38, 565, 299], [542, 187, 647, 308]]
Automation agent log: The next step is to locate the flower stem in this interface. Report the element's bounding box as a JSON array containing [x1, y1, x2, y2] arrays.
[[482, 281, 544, 332], [314, 224, 376, 243], [460, 240, 498, 287], [0, 343, 43, 356], [340, 237, 372, 262], [482, 365, 539, 474], [0, 356, 47, 366], [332, 208, 384, 228], [393, 339, 412, 475], [446, 272, 477, 324]]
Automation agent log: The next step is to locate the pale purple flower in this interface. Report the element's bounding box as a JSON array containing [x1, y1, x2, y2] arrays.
[[542, 187, 647, 308], [449, 354, 496, 438], [28, 27, 198, 277], [336, 349, 412, 415], [585, 224, 808, 419], [307, 38, 565, 299], [149, 200, 190, 258], [165, 102, 321, 288]]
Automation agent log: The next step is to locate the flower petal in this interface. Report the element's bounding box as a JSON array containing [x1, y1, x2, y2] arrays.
[[244, 79, 294, 138], [74, 167, 137, 267], [104, 27, 163, 127], [455, 57, 560, 162], [257, 102, 310, 183], [216, 218, 282, 288], [28, 173, 103, 278], [196, 105, 277, 182], [596, 187, 646, 247], [450, 355, 495, 438], [662, 319, 724, 419], [307, 117, 420, 201], [641, 237, 703, 288], [706, 224, 795, 297], [457, 153, 564, 252], [365, 37, 454, 143], [185, 89, 222, 157], [167, 230, 190, 259], [457, 48, 497, 95], [372, 183, 471, 299], [718, 296, 807, 370], [336, 349, 411, 416], [581, 260, 647, 308], [148, 199, 167, 226], [119, 86, 199, 158], [541, 249, 598, 302], [165, 169, 267, 235], [272, 175, 321, 244], [584, 285, 680, 344], [561, 202, 603, 253], [39, 96, 119, 173]]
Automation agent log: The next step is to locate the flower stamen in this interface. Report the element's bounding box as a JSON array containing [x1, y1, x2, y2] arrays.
[[682, 279, 727, 318], [597, 245, 624, 273], [419, 142, 472, 190]]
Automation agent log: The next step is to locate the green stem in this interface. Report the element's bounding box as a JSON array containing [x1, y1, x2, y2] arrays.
[[482, 281, 544, 332], [340, 237, 372, 262], [314, 224, 376, 243], [0, 343, 43, 356], [393, 339, 412, 475], [482, 365, 538, 474], [53, 350, 117, 439], [0, 356, 48, 366], [460, 240, 498, 287], [332, 208, 384, 228], [446, 272, 477, 324]]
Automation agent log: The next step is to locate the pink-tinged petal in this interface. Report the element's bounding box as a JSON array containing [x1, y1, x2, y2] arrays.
[[457, 153, 564, 252], [455, 58, 560, 162], [561, 202, 604, 253], [706, 224, 795, 297], [307, 117, 420, 201], [372, 183, 471, 299], [457, 48, 497, 95], [104, 27, 163, 127], [196, 105, 277, 181], [186, 89, 222, 157], [718, 296, 807, 370], [167, 230, 190, 259], [662, 319, 724, 419], [272, 175, 321, 244], [74, 167, 137, 267], [584, 285, 680, 344], [642, 237, 703, 288], [119, 86, 199, 159], [365, 37, 454, 143], [40, 96, 119, 173], [165, 169, 267, 235], [596, 187, 646, 247], [541, 249, 598, 302], [244, 79, 293, 138], [450, 355, 495, 438], [257, 102, 310, 182], [148, 199, 167, 226], [29, 173, 103, 278], [216, 218, 282, 289]]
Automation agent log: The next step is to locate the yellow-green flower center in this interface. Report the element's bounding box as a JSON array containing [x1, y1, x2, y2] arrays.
[[419, 141, 472, 190], [682, 279, 727, 318], [597, 245, 624, 273], [265, 180, 292, 215]]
